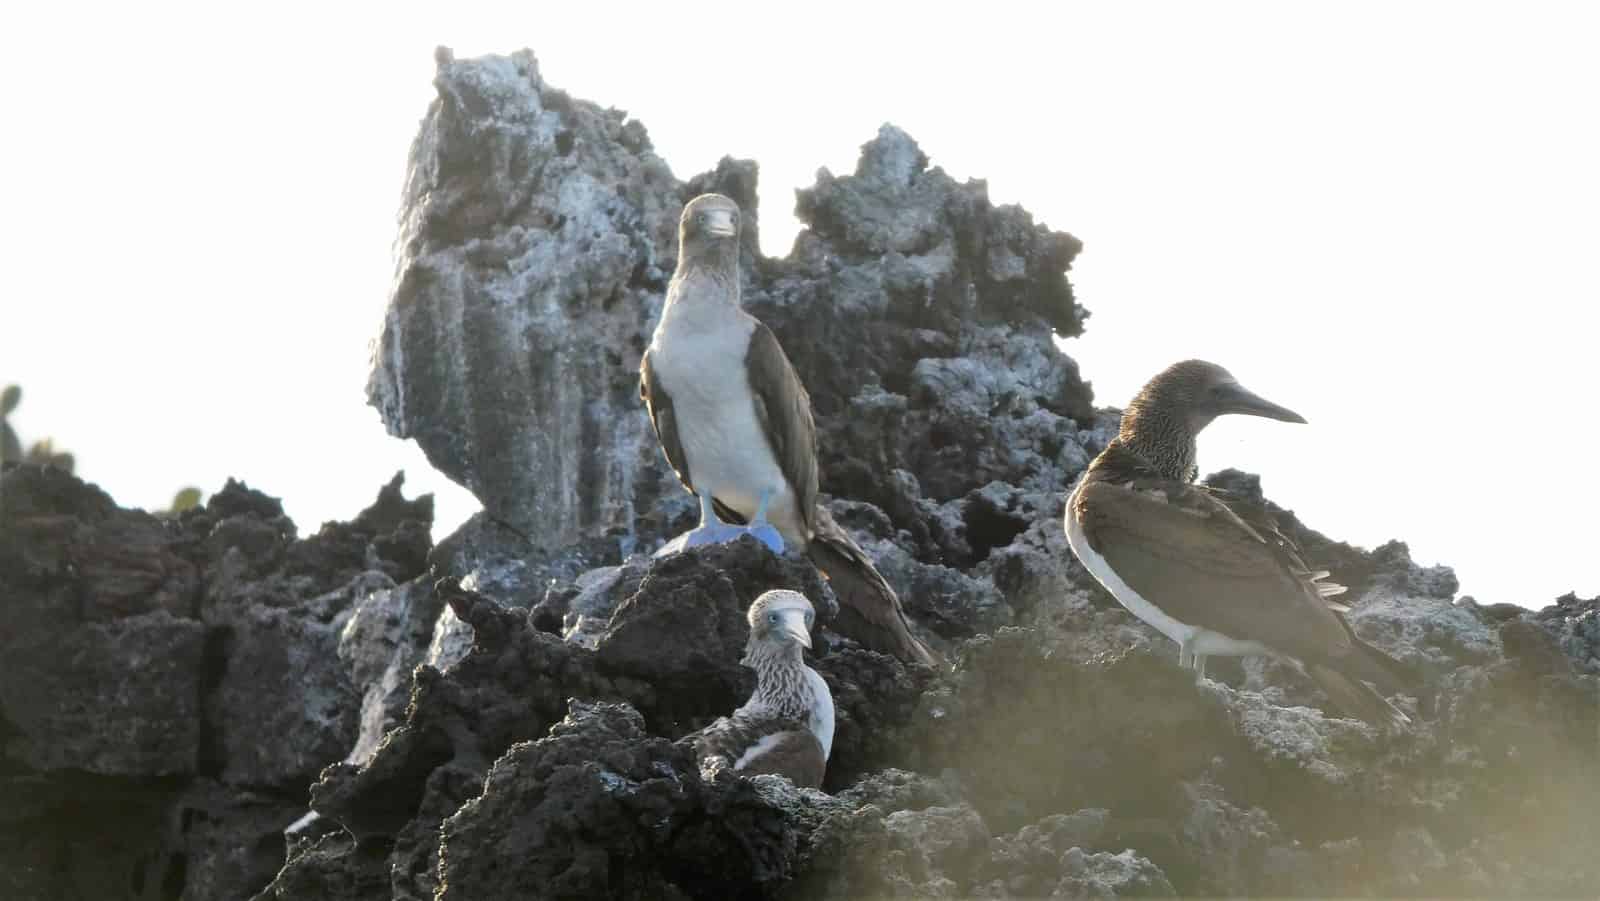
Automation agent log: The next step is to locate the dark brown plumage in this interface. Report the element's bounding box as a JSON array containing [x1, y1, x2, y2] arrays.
[[1066, 360, 1418, 729]]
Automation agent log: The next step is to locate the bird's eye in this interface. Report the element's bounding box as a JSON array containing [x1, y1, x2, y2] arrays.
[[804, 611, 813, 623], [767, 612, 779, 624], [696, 212, 707, 224]]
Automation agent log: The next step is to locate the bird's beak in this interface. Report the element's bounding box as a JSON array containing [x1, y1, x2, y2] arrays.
[[781, 611, 813, 649], [1219, 382, 1307, 424], [704, 209, 736, 238]]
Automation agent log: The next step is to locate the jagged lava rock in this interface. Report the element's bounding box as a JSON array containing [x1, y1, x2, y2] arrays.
[[0, 463, 435, 901], [1, 465, 203, 777], [435, 700, 804, 900], [367, 47, 690, 550], [12, 43, 1600, 901], [366, 48, 1093, 585], [269, 537, 929, 900]]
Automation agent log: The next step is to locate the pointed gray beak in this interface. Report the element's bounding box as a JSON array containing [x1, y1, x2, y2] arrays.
[[705, 209, 736, 237], [780, 610, 812, 649], [1219, 382, 1307, 424]]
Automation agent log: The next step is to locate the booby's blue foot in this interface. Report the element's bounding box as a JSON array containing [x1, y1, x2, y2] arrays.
[[680, 521, 762, 548], [655, 490, 786, 557], [741, 486, 786, 554]]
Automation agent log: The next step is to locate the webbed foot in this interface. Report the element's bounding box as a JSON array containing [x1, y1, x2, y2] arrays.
[[655, 490, 786, 557]]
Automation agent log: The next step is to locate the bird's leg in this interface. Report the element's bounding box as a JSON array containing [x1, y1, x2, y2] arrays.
[[749, 486, 773, 528], [659, 492, 737, 555], [740, 486, 786, 553], [658, 489, 784, 556], [1178, 637, 1194, 671], [1194, 654, 1208, 684], [697, 491, 719, 529], [678, 493, 744, 548]]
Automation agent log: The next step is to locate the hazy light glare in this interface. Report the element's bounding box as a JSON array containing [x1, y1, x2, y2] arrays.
[[3, 3, 1596, 605]]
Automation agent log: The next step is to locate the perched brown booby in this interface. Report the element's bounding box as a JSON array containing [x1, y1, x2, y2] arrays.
[[686, 590, 834, 788], [1065, 360, 1418, 729], [640, 193, 937, 666]]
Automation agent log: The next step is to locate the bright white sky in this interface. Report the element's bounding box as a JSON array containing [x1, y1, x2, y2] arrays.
[[3, 3, 1596, 607]]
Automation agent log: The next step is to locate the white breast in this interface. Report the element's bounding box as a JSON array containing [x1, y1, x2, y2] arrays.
[[804, 666, 834, 760], [1064, 484, 1268, 658], [649, 303, 804, 541]]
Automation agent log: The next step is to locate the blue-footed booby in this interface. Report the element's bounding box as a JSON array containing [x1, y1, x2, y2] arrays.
[[687, 590, 834, 788], [640, 193, 937, 666], [1065, 360, 1418, 729]]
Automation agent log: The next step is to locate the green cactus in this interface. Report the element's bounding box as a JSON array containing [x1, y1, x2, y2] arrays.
[[168, 487, 203, 515], [2, 384, 23, 464], [2, 385, 76, 473], [2, 385, 198, 516], [25, 438, 75, 474]]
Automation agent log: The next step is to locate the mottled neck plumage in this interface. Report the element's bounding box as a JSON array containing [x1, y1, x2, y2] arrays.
[[675, 241, 740, 297], [739, 642, 815, 723], [1112, 399, 1199, 483]]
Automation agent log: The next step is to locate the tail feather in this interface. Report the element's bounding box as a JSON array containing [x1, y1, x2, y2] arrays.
[[807, 509, 938, 667], [1306, 662, 1411, 731], [1331, 622, 1424, 694]]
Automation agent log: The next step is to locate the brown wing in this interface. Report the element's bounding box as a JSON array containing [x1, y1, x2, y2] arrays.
[[691, 714, 826, 789], [640, 348, 693, 494], [734, 729, 827, 789], [1197, 485, 1348, 602], [743, 321, 819, 535], [1076, 478, 1356, 665]]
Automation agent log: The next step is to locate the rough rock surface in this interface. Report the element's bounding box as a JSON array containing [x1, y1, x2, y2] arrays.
[[7, 47, 1598, 901], [0, 465, 433, 901]]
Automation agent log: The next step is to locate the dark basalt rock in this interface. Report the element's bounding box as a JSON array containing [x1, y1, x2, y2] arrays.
[[7, 46, 1598, 901], [435, 700, 801, 900], [276, 540, 931, 899], [0, 464, 435, 901]]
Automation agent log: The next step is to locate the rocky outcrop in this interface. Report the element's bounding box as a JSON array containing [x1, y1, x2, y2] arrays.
[[0, 465, 433, 901], [365, 47, 1094, 615], [6, 46, 1596, 901], [366, 48, 689, 553]]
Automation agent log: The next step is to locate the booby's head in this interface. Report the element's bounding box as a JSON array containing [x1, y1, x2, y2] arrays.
[[741, 589, 815, 665], [678, 193, 743, 269], [1125, 360, 1306, 435], [1116, 360, 1304, 479]]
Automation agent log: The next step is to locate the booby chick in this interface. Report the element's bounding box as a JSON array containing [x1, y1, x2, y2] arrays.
[[687, 590, 834, 789], [640, 193, 937, 665], [1065, 360, 1418, 729]]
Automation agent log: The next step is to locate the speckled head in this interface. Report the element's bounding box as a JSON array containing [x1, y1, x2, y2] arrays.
[[679, 193, 742, 261], [743, 589, 815, 664], [1123, 359, 1307, 438], [1110, 360, 1306, 482]]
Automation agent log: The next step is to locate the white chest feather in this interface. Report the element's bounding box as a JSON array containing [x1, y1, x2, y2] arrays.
[[649, 304, 801, 536], [804, 667, 834, 760], [1064, 485, 1268, 657]]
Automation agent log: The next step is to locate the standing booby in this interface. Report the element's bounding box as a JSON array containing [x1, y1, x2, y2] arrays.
[[1065, 360, 1418, 729], [687, 590, 835, 788], [640, 193, 937, 666]]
